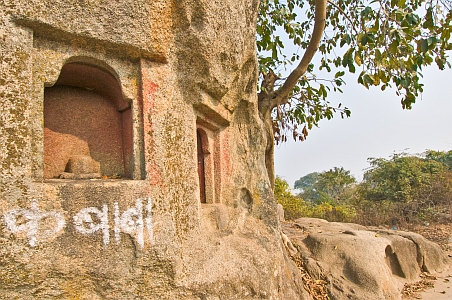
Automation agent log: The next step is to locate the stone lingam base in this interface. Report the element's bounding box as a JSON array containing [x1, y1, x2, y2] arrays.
[[59, 155, 102, 180]]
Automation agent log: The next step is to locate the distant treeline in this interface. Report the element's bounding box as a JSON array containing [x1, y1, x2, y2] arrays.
[[275, 150, 452, 226]]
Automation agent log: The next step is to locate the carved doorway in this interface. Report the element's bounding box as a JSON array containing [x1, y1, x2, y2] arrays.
[[197, 129, 207, 203]]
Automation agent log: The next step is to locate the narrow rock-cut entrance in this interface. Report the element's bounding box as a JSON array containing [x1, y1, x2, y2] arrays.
[[195, 113, 228, 205], [44, 62, 132, 179], [197, 129, 207, 203]]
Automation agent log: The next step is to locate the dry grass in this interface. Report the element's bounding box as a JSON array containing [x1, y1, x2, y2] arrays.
[[291, 251, 330, 300], [402, 272, 437, 299], [411, 224, 451, 251]]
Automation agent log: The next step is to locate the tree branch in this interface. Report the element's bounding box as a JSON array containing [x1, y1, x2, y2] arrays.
[[327, 0, 359, 35], [272, 0, 327, 108]]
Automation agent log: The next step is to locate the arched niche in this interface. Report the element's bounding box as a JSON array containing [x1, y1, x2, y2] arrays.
[[44, 62, 133, 179]]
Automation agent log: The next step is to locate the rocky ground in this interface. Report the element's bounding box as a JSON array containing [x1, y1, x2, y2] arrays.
[[403, 224, 452, 299], [282, 219, 452, 300], [404, 268, 452, 300]]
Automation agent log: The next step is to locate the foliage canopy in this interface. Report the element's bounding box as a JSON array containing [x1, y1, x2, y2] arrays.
[[257, 0, 452, 144], [360, 151, 450, 203], [275, 176, 357, 221], [295, 167, 356, 203]]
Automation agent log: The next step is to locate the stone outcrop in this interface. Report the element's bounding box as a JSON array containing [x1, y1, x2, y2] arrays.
[[0, 1, 307, 299], [283, 218, 449, 300], [2, 1, 448, 299]]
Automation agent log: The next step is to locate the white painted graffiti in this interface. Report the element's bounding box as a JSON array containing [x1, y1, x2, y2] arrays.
[[3, 197, 154, 248], [4, 199, 66, 247], [73, 205, 110, 245]]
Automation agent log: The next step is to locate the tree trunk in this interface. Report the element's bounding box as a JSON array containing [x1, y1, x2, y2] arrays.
[[257, 0, 327, 189], [263, 109, 275, 189]]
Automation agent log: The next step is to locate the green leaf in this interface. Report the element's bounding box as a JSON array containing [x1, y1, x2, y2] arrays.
[[340, 34, 351, 47], [363, 74, 374, 85], [335, 71, 345, 78], [354, 52, 362, 66], [374, 49, 382, 62], [420, 39, 429, 53], [361, 6, 372, 18], [435, 57, 446, 70], [423, 8, 434, 29], [389, 40, 399, 54], [400, 77, 410, 88], [427, 37, 437, 47], [397, 0, 406, 8], [361, 34, 368, 46]]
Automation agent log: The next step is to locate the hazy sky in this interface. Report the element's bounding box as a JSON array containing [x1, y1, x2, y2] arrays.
[[274, 66, 452, 187]]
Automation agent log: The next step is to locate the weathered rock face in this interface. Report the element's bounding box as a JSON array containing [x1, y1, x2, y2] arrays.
[[0, 1, 306, 299], [284, 218, 449, 300]]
